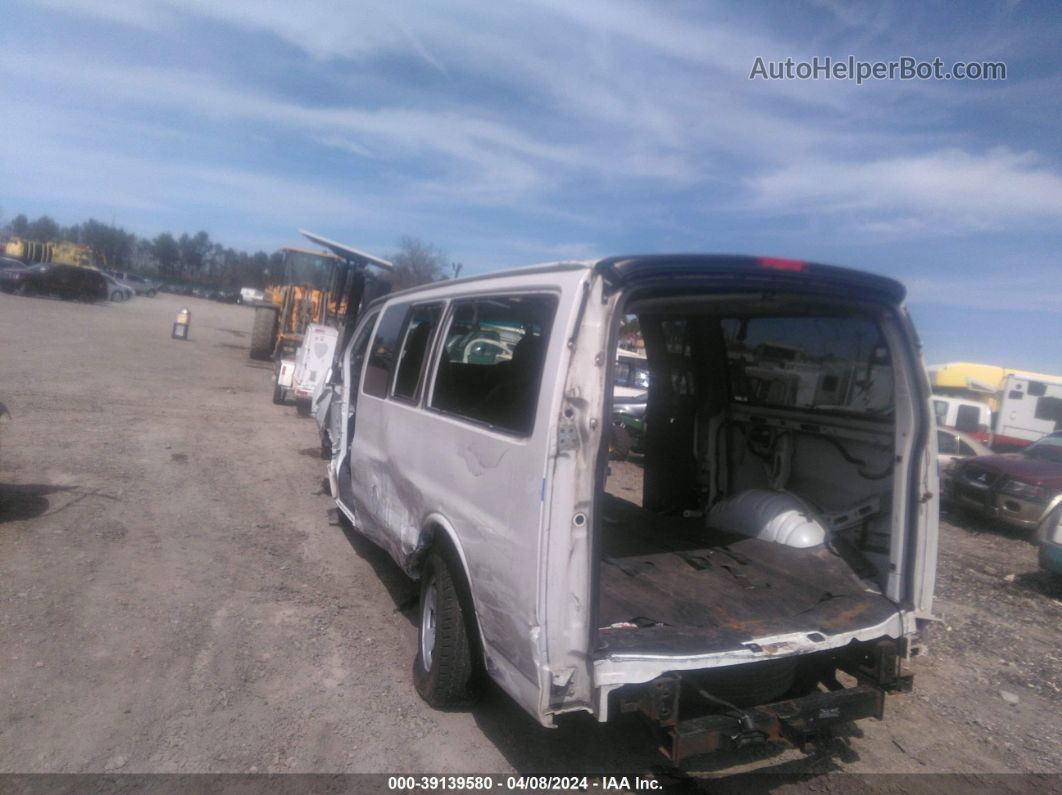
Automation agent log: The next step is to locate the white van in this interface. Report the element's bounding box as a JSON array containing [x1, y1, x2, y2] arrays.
[[328, 255, 938, 762]]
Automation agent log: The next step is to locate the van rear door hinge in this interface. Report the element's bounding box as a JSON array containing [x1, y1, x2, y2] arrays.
[[557, 423, 579, 452]]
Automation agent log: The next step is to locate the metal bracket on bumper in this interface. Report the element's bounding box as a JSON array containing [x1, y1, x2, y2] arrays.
[[662, 684, 884, 761]]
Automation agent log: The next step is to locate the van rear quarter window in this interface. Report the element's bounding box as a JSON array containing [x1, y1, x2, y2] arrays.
[[364, 303, 410, 398], [430, 294, 558, 435], [348, 311, 379, 395], [393, 304, 442, 401]]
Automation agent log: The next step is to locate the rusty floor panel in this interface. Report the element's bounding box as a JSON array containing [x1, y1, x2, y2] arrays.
[[597, 493, 898, 656]]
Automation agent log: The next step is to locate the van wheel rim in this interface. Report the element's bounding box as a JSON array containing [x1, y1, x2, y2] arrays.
[[420, 575, 438, 670]]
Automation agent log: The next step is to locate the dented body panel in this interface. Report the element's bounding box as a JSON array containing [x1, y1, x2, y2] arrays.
[[329, 255, 937, 736]]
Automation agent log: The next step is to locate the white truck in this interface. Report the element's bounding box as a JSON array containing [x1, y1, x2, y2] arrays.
[[992, 374, 1062, 451], [933, 376, 1062, 452]]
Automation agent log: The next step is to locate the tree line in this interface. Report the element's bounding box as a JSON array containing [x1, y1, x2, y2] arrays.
[[1, 213, 458, 290]]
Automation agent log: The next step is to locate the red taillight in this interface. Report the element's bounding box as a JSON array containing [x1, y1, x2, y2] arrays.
[[758, 257, 806, 272]]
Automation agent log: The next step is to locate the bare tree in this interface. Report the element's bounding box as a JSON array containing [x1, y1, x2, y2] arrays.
[[390, 236, 448, 290]]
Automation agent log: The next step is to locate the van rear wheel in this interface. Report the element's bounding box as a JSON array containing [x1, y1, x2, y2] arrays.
[[413, 549, 478, 708]]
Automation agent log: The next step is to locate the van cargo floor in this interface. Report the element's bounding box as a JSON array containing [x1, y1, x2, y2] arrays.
[[597, 494, 898, 656]]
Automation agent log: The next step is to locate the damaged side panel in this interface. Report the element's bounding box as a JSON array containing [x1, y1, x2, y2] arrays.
[[341, 276, 587, 722], [539, 275, 617, 717]]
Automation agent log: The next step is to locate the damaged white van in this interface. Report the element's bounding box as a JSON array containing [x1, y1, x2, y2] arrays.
[[329, 255, 938, 762]]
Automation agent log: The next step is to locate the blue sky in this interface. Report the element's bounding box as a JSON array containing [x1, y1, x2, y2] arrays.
[[1, 0, 1060, 372]]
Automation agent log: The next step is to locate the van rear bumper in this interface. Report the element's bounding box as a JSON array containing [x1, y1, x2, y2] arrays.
[[659, 683, 885, 761], [615, 638, 912, 763]]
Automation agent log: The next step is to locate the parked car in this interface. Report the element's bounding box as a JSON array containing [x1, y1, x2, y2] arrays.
[[951, 431, 1062, 535], [238, 287, 265, 305], [106, 270, 158, 297], [609, 350, 651, 458], [937, 427, 992, 500], [0, 263, 108, 302], [1040, 511, 1062, 581], [610, 390, 647, 459], [102, 273, 135, 302], [325, 254, 937, 765]]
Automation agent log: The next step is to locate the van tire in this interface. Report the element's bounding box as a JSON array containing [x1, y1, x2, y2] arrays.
[[295, 398, 312, 417], [272, 380, 285, 405], [413, 548, 478, 708], [249, 306, 278, 360]]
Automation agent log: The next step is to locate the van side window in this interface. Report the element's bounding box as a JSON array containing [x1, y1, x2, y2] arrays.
[[364, 303, 410, 398], [430, 294, 558, 435], [393, 304, 442, 402], [348, 312, 379, 393]]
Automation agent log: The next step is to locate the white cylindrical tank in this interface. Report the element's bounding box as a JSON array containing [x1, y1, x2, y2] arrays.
[[708, 489, 827, 548]]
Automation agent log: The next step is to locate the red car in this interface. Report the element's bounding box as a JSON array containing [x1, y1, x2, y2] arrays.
[[951, 431, 1062, 535]]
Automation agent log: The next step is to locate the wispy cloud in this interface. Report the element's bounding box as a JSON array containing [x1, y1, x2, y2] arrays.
[[906, 274, 1062, 314], [744, 147, 1062, 232]]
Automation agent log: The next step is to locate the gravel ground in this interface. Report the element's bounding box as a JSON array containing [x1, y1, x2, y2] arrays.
[[0, 290, 1059, 786]]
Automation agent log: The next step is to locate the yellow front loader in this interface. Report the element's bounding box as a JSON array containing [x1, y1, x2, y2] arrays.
[[248, 234, 393, 412], [248, 246, 345, 362]]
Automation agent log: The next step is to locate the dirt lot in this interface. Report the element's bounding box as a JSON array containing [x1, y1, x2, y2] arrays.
[[1, 290, 1060, 785]]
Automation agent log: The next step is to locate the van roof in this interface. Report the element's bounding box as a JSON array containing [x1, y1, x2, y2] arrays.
[[378, 254, 906, 304]]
